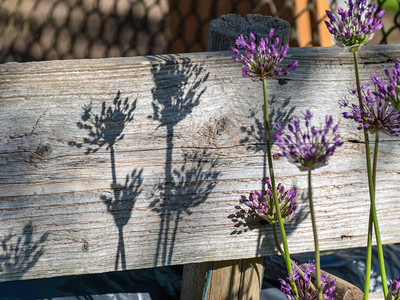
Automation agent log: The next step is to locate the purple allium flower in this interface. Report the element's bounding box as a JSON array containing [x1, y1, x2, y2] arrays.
[[244, 177, 297, 224], [279, 262, 337, 300], [325, 0, 384, 51], [388, 276, 400, 300], [274, 110, 344, 171], [231, 29, 298, 82], [372, 61, 400, 111], [339, 74, 400, 136]]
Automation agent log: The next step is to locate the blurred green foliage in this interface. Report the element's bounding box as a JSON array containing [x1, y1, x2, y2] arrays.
[[381, 0, 400, 13]]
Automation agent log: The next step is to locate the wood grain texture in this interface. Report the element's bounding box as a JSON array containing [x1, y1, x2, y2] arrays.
[[181, 257, 264, 300], [207, 260, 242, 299], [207, 14, 290, 51], [181, 262, 211, 299], [1, 45, 400, 281], [238, 257, 264, 300]]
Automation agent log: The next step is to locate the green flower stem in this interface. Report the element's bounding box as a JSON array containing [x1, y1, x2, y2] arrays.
[[363, 209, 373, 300], [363, 133, 380, 299], [353, 51, 388, 299], [263, 79, 298, 299], [371, 133, 380, 205], [308, 170, 323, 300], [364, 132, 381, 299], [373, 133, 379, 187], [272, 224, 285, 257], [272, 225, 317, 292]]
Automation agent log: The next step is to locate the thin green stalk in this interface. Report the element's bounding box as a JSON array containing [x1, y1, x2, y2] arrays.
[[272, 225, 317, 292], [272, 224, 285, 257], [263, 79, 298, 299], [363, 133, 380, 299], [373, 133, 379, 188], [308, 170, 323, 300], [353, 52, 388, 298], [363, 209, 373, 300]]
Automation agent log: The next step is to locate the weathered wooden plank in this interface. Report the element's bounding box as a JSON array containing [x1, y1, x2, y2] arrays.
[[0, 45, 400, 281]]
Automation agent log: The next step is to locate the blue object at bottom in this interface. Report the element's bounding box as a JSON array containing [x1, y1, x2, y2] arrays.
[[1, 245, 399, 300]]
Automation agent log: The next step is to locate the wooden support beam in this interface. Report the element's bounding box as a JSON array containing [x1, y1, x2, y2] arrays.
[[181, 258, 264, 299], [181, 262, 212, 299]]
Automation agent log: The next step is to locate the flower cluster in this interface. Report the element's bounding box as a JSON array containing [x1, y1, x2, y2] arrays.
[[388, 276, 400, 300], [232, 29, 298, 82], [325, 0, 384, 51], [373, 61, 400, 111], [279, 262, 337, 300], [244, 177, 297, 224], [274, 110, 344, 171], [339, 75, 400, 137]]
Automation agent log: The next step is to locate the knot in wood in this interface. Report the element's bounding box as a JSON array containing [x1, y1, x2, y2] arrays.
[[278, 78, 288, 85], [35, 143, 53, 157], [82, 239, 89, 252], [214, 116, 230, 135]]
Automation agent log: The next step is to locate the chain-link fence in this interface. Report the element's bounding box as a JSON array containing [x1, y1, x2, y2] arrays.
[[375, 0, 400, 44], [1, 0, 399, 63]]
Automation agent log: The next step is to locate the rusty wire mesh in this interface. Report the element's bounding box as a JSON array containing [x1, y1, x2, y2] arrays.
[[0, 0, 399, 63]]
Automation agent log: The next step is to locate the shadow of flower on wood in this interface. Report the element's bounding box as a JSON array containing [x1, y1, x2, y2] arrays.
[[101, 169, 143, 270], [149, 55, 209, 128], [148, 54, 217, 266], [0, 222, 49, 280], [150, 150, 220, 266], [69, 91, 142, 270], [240, 96, 295, 192], [72, 91, 136, 154], [240, 96, 295, 153]]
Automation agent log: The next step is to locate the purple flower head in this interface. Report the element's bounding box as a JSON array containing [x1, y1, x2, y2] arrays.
[[388, 276, 400, 300], [231, 29, 298, 82], [340, 73, 400, 136], [279, 262, 337, 300], [325, 0, 384, 52], [372, 61, 400, 111], [244, 177, 297, 225], [274, 110, 344, 171]]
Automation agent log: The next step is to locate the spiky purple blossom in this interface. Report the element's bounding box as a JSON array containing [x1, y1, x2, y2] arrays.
[[325, 0, 384, 51], [373, 61, 400, 111], [339, 74, 400, 136], [231, 29, 298, 82], [274, 110, 343, 172], [388, 276, 400, 300], [244, 177, 297, 224], [279, 262, 337, 300]]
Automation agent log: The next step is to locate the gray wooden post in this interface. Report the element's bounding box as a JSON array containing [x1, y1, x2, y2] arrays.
[[181, 14, 290, 300], [207, 14, 290, 52]]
